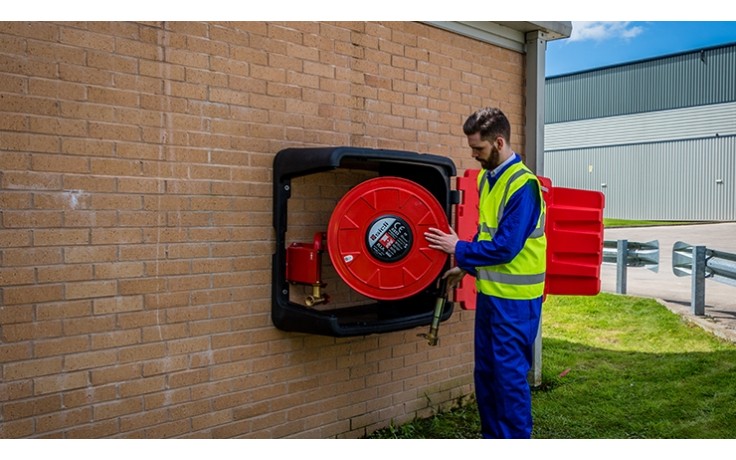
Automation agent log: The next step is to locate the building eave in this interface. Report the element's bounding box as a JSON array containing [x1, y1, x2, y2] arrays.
[[423, 21, 572, 53]]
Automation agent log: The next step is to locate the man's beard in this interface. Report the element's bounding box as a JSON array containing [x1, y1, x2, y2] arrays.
[[479, 146, 500, 170]]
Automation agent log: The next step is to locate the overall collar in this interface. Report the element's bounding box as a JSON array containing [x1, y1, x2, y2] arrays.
[[489, 152, 519, 178]]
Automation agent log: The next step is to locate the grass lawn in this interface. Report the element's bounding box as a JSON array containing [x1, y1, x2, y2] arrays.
[[367, 293, 736, 439], [603, 218, 701, 228]]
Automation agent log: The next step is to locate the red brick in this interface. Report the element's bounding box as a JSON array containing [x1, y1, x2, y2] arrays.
[[118, 343, 166, 363], [62, 315, 115, 336], [0, 418, 35, 438], [35, 300, 92, 321], [65, 280, 117, 300], [119, 376, 167, 399], [143, 387, 191, 411], [0, 267, 34, 285], [33, 228, 90, 246], [3, 284, 64, 306], [92, 262, 144, 280], [62, 174, 116, 192], [192, 408, 232, 431], [1, 170, 62, 190], [62, 383, 117, 409], [88, 121, 141, 142], [93, 396, 144, 420], [118, 211, 166, 227], [64, 245, 117, 264], [3, 210, 63, 228], [169, 399, 210, 421], [34, 370, 89, 395], [2, 393, 63, 422], [90, 228, 143, 245], [143, 291, 190, 309], [0, 342, 32, 363], [64, 418, 120, 438], [92, 295, 143, 314], [118, 277, 166, 296], [4, 357, 63, 380], [120, 407, 169, 433], [35, 407, 93, 434], [90, 363, 142, 386], [0, 379, 33, 403], [33, 335, 89, 358], [90, 329, 141, 350]]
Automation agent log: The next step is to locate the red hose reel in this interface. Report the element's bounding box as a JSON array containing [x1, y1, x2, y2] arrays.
[[329, 176, 449, 300], [286, 176, 450, 304]]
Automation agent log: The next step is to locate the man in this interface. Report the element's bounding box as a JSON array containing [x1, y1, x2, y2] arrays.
[[424, 107, 546, 439]]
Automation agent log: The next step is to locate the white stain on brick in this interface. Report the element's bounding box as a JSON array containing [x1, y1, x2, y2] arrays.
[[65, 190, 84, 209]]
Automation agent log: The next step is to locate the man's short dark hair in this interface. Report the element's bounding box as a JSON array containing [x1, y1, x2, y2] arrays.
[[462, 107, 511, 143]]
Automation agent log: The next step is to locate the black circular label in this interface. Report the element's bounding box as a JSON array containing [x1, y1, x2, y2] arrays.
[[365, 215, 413, 263]]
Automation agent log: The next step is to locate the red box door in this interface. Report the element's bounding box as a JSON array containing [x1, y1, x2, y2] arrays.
[[454, 170, 605, 309]]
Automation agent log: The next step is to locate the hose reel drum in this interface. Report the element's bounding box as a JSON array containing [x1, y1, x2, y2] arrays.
[[327, 176, 449, 301]]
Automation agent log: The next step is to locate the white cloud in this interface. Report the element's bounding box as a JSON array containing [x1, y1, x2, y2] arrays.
[[569, 22, 645, 42]]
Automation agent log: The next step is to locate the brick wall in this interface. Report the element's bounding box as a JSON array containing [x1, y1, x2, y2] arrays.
[[0, 21, 526, 438]]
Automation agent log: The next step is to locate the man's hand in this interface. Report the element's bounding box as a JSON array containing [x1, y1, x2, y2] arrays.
[[424, 226, 459, 255], [441, 266, 467, 289]]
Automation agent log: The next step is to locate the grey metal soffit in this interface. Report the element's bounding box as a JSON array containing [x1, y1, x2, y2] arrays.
[[423, 21, 572, 53]]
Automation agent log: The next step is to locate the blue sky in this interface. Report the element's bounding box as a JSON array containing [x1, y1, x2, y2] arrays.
[[546, 21, 736, 77]]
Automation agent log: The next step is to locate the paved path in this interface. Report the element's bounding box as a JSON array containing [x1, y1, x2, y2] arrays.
[[601, 222, 736, 343]]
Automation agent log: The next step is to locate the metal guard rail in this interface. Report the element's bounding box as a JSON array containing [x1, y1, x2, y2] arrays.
[[602, 239, 736, 315], [673, 241, 736, 315], [602, 239, 659, 294]]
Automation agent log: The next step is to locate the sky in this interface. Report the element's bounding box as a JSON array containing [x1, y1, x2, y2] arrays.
[[546, 21, 736, 77]]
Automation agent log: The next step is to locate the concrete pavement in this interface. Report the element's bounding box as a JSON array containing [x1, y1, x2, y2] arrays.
[[600, 222, 736, 343]]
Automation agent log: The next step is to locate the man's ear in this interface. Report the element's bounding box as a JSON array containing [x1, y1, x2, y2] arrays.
[[494, 135, 505, 150]]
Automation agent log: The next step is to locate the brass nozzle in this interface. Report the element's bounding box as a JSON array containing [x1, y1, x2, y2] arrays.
[[305, 284, 326, 307]]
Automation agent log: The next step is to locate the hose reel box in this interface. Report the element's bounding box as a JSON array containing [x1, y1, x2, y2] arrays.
[[272, 146, 457, 337]]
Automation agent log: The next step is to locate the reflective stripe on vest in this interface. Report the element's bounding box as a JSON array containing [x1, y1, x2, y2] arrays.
[[475, 161, 547, 300], [477, 270, 546, 285], [478, 216, 545, 239]]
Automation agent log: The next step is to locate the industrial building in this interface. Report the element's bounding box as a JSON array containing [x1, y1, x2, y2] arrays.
[[544, 42, 736, 221]]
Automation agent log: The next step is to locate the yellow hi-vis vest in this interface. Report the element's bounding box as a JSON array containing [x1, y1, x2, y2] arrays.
[[475, 161, 547, 299]]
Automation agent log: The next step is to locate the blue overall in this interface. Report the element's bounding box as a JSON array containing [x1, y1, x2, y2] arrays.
[[455, 154, 543, 439]]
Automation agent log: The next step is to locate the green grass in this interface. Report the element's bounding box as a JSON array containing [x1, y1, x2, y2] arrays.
[[603, 218, 700, 228], [367, 293, 736, 439]]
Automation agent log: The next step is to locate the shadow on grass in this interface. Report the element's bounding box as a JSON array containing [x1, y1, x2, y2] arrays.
[[368, 336, 736, 439], [533, 337, 736, 439]]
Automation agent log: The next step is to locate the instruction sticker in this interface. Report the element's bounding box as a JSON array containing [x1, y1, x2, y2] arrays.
[[366, 215, 412, 262]]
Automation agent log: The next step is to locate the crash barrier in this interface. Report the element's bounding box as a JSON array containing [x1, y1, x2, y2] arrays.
[[602, 239, 660, 294], [672, 242, 736, 315]]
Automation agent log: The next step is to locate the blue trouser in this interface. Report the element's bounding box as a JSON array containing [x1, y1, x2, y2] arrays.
[[474, 294, 542, 439]]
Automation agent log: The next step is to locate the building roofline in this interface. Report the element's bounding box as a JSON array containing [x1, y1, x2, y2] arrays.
[[423, 21, 572, 53], [547, 41, 736, 80]]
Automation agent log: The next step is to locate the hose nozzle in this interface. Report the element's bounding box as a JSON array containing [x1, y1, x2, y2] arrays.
[[417, 279, 448, 346]]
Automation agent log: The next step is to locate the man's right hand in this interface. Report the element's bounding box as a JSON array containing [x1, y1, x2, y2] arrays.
[[442, 266, 467, 289]]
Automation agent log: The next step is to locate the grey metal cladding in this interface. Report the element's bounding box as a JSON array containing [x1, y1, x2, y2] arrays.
[[545, 42, 736, 123], [545, 136, 736, 221]]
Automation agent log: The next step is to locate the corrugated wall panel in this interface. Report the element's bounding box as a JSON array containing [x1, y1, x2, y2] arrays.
[[546, 42, 736, 123], [545, 136, 736, 221], [545, 101, 736, 150]]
